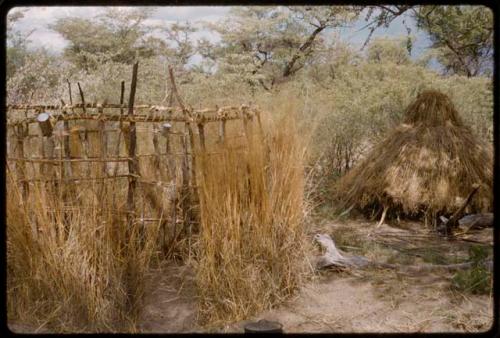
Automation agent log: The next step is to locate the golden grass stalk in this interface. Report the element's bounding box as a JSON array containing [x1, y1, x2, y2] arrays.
[[195, 113, 311, 326], [6, 161, 161, 332]]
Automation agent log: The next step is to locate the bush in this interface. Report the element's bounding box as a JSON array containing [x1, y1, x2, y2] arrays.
[[451, 245, 492, 295]]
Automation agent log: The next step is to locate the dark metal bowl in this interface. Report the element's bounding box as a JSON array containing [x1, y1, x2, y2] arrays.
[[244, 319, 283, 333]]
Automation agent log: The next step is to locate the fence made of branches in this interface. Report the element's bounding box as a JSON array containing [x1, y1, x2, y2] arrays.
[[6, 63, 264, 256]]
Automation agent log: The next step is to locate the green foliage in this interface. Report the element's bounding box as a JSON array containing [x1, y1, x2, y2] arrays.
[[451, 245, 491, 294], [7, 49, 74, 104], [366, 38, 412, 65], [49, 8, 169, 71], [7, 8, 32, 79], [201, 6, 361, 90], [415, 6, 493, 77], [5, 6, 493, 181]]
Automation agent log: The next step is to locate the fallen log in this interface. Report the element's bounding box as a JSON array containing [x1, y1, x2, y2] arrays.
[[458, 213, 493, 229], [313, 233, 492, 274]]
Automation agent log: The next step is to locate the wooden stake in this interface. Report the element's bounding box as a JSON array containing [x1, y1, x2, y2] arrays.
[[113, 81, 126, 177], [162, 123, 175, 179], [60, 99, 73, 179], [76, 83, 90, 176], [15, 124, 29, 199], [197, 122, 206, 152], [376, 205, 388, 228], [77, 82, 86, 114], [127, 61, 139, 225], [98, 102, 107, 176], [37, 112, 53, 137], [167, 65, 198, 231], [67, 80, 73, 110], [219, 120, 226, 145]]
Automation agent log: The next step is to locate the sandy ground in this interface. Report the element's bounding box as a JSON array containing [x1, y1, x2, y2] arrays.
[[138, 262, 201, 333], [137, 219, 494, 333], [9, 219, 494, 334]]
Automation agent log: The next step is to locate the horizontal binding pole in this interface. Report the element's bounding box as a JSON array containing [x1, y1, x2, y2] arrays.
[[134, 218, 167, 222], [18, 174, 137, 183], [8, 156, 133, 163], [8, 112, 249, 126], [7, 107, 260, 125], [137, 179, 175, 186], [7, 103, 253, 113]]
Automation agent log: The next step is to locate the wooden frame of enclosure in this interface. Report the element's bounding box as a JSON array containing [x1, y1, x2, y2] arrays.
[[6, 63, 264, 254]]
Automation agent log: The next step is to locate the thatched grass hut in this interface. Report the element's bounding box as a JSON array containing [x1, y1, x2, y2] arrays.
[[336, 90, 493, 223]]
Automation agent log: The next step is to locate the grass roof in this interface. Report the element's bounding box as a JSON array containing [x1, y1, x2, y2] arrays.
[[336, 90, 492, 217]]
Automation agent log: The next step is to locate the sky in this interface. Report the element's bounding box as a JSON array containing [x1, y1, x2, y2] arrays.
[[9, 6, 432, 62]]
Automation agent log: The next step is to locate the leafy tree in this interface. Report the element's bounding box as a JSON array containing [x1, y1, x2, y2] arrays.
[[7, 49, 71, 104], [199, 6, 361, 90], [366, 38, 411, 65], [49, 8, 168, 71], [414, 6, 493, 77], [364, 5, 493, 77], [7, 8, 32, 79]]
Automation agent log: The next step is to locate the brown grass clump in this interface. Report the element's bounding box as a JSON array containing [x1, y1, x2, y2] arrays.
[[6, 164, 161, 332], [195, 113, 311, 326], [336, 90, 493, 219]]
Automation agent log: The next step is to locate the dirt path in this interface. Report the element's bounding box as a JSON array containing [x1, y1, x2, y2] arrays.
[[138, 261, 201, 333], [221, 272, 492, 333], [138, 220, 493, 333], [139, 262, 492, 333]]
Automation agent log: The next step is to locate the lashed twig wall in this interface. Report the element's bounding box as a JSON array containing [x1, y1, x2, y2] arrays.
[[6, 62, 263, 255]]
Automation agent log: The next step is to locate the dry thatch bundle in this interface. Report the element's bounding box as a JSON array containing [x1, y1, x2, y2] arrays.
[[336, 90, 493, 219]]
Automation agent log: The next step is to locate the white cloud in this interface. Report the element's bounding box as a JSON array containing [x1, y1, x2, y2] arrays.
[[152, 6, 230, 22], [29, 30, 68, 51], [9, 6, 230, 53]]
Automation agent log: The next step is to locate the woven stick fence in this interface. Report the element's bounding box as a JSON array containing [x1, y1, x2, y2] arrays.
[[6, 63, 263, 254]]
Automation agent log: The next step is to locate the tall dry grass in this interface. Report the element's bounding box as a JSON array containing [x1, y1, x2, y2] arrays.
[[6, 150, 162, 332], [195, 112, 312, 326]]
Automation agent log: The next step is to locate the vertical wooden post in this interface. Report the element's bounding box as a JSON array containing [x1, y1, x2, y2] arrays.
[[15, 123, 28, 199], [241, 106, 254, 200], [98, 102, 107, 176], [180, 127, 191, 232], [161, 123, 174, 178], [67, 79, 73, 111], [254, 109, 264, 138], [113, 81, 126, 177], [66, 81, 79, 176], [167, 65, 198, 234], [96, 102, 108, 206], [152, 124, 161, 173], [77, 82, 86, 114], [241, 105, 253, 145], [186, 120, 197, 200], [196, 121, 208, 185], [197, 122, 206, 152], [60, 99, 73, 179], [37, 112, 55, 185], [45, 132, 56, 196], [77, 83, 90, 176], [127, 62, 139, 227], [219, 119, 226, 145]]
